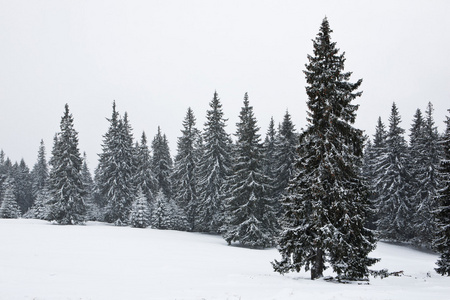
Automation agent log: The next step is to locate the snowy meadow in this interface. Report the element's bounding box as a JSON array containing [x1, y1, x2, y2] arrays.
[[1, 219, 449, 300]]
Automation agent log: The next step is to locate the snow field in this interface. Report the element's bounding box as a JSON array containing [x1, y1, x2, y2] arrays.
[[0, 219, 449, 300]]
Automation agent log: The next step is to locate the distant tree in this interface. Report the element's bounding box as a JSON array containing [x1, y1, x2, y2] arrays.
[[81, 153, 100, 221], [13, 159, 34, 213], [196, 91, 233, 233], [273, 18, 377, 280], [26, 187, 51, 220], [130, 188, 151, 228], [376, 103, 413, 242], [31, 139, 49, 197], [151, 189, 188, 230], [172, 107, 202, 231], [223, 93, 278, 248], [151, 127, 173, 199], [273, 111, 297, 204], [434, 109, 450, 276], [134, 132, 157, 205], [47, 104, 86, 225], [0, 177, 21, 218]]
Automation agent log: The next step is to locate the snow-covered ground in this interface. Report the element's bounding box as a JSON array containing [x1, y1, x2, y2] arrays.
[[0, 219, 448, 300]]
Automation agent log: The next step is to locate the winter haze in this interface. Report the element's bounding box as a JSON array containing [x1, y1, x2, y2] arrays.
[[1, 0, 449, 166]]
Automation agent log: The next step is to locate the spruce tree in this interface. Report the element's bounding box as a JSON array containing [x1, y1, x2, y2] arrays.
[[273, 111, 297, 201], [223, 93, 278, 248], [130, 188, 151, 228], [0, 177, 21, 218], [31, 140, 49, 197], [151, 127, 173, 199], [434, 109, 450, 276], [13, 159, 34, 213], [47, 104, 86, 225], [196, 91, 233, 233], [81, 153, 100, 221], [375, 103, 413, 242], [135, 132, 157, 205], [412, 103, 440, 247], [273, 18, 377, 280], [172, 107, 201, 231]]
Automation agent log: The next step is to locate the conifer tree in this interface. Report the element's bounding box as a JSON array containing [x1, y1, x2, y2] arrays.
[[135, 132, 157, 205], [273, 18, 377, 280], [223, 93, 278, 248], [172, 107, 201, 231], [434, 109, 450, 276], [376, 103, 413, 241], [28, 187, 51, 220], [0, 177, 21, 218], [130, 188, 151, 228], [31, 140, 48, 196], [412, 103, 440, 247], [196, 91, 233, 233], [81, 153, 100, 221], [151, 127, 173, 199], [13, 159, 34, 213], [263, 117, 277, 182], [47, 104, 86, 224], [273, 111, 297, 200]]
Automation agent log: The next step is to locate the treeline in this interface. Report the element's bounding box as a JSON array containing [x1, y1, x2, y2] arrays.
[[1, 17, 449, 279]]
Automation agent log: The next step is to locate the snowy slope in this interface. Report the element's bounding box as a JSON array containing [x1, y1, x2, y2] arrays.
[[0, 219, 448, 300]]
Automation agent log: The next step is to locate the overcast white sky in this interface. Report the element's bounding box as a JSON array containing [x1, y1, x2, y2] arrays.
[[1, 0, 449, 169]]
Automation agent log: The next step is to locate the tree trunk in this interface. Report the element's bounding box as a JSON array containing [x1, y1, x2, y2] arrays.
[[311, 248, 324, 280]]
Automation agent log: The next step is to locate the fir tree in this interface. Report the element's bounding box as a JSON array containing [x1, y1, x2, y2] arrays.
[[376, 103, 413, 242], [273, 111, 297, 202], [223, 93, 278, 248], [81, 153, 100, 221], [47, 104, 86, 225], [135, 132, 157, 205], [412, 103, 440, 247], [0, 177, 21, 218], [434, 109, 450, 276], [13, 159, 34, 213], [196, 91, 233, 233], [151, 127, 173, 199], [172, 107, 201, 231], [130, 188, 151, 228], [27, 187, 51, 220], [273, 18, 377, 280], [31, 140, 49, 197]]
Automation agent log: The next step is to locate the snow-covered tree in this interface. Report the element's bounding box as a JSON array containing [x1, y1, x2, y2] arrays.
[[81, 153, 101, 221], [26, 187, 51, 220], [47, 104, 86, 225], [375, 103, 413, 242], [434, 109, 450, 276], [172, 107, 201, 231], [134, 132, 157, 205], [0, 177, 21, 218], [223, 93, 278, 248], [31, 139, 48, 196], [152, 127, 173, 199], [196, 91, 233, 233], [13, 159, 34, 213], [151, 189, 188, 230], [130, 188, 151, 228], [273, 111, 297, 205], [273, 18, 377, 280], [411, 103, 440, 247]]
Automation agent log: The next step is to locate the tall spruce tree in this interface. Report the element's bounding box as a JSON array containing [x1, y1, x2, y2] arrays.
[[172, 107, 201, 231], [375, 103, 413, 242], [47, 104, 86, 224], [273, 18, 377, 280], [434, 109, 450, 275], [223, 93, 278, 248], [412, 103, 440, 247], [13, 159, 34, 213], [151, 127, 173, 199], [196, 91, 233, 233]]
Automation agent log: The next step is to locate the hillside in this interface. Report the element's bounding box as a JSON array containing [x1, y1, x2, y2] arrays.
[[0, 219, 448, 299]]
